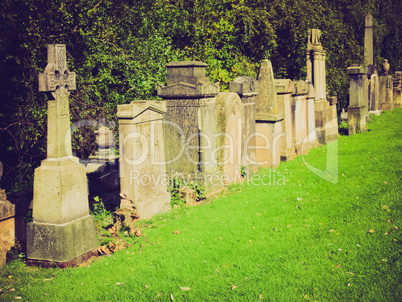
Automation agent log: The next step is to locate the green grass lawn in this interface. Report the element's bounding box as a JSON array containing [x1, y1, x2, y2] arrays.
[[1, 108, 401, 302]]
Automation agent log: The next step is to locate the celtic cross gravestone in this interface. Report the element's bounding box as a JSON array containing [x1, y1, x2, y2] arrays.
[[27, 45, 97, 267], [38, 44, 76, 159]]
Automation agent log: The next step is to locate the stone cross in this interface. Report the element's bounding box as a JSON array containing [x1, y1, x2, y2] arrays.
[[38, 44, 76, 159]]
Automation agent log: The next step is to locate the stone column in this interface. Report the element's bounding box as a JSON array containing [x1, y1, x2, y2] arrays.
[[313, 52, 321, 100], [117, 101, 171, 220], [322, 51, 327, 100], [347, 64, 368, 135], [306, 52, 313, 82], [364, 14, 374, 67], [307, 82, 318, 143], [27, 45, 97, 266], [307, 29, 338, 143]]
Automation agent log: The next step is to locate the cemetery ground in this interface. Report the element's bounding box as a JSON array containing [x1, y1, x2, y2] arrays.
[[1, 109, 402, 301]]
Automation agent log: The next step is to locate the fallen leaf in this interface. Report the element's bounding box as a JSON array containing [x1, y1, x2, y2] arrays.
[[180, 287, 191, 291], [256, 213, 261, 216], [8, 276, 12, 279], [369, 229, 375, 233], [232, 285, 238, 290], [115, 282, 124, 285], [346, 272, 354, 275], [259, 293, 264, 300], [384, 232, 389, 235], [387, 220, 392, 223], [382, 259, 388, 262], [219, 237, 223, 240], [8, 288, 15, 292], [14, 297, 22, 300], [170, 293, 175, 301], [329, 230, 335, 232], [384, 181, 388, 184], [338, 248, 342, 252], [173, 231, 180, 234], [304, 295, 308, 298], [98, 245, 111, 256], [394, 226, 399, 230], [336, 264, 341, 268]]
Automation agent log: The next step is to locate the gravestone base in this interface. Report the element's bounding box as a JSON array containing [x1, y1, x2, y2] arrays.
[[369, 110, 381, 116], [26, 249, 98, 269], [27, 158, 97, 264], [27, 215, 97, 264], [347, 106, 367, 135], [280, 150, 297, 162], [301, 139, 321, 155], [121, 191, 171, 221]]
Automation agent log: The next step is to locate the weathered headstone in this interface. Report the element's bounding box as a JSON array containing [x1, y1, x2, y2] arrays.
[[158, 61, 222, 195], [379, 59, 394, 111], [393, 71, 402, 108], [27, 45, 97, 266], [229, 76, 258, 173], [367, 66, 381, 115], [347, 64, 368, 135], [118, 101, 171, 220], [255, 59, 284, 168], [275, 79, 295, 161], [292, 81, 309, 154], [215, 92, 244, 185]]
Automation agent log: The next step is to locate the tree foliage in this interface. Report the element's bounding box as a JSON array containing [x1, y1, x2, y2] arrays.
[[0, 0, 400, 191]]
